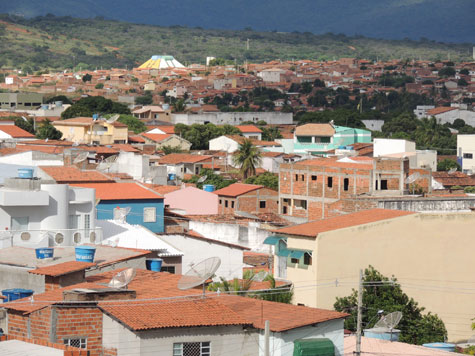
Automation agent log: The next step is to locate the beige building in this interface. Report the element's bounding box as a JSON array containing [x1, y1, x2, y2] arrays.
[[53, 117, 128, 145], [271, 209, 475, 342], [457, 134, 475, 174], [141, 133, 191, 151]]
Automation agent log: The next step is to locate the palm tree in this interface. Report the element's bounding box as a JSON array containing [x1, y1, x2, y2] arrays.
[[233, 139, 262, 179]]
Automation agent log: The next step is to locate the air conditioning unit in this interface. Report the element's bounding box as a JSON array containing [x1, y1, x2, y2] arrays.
[[54, 233, 64, 245], [73, 232, 82, 244]]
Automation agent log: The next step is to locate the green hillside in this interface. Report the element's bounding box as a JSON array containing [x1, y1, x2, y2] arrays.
[[0, 15, 472, 72]]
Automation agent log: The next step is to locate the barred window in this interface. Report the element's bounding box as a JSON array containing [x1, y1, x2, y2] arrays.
[[64, 338, 87, 349], [173, 341, 210, 356]]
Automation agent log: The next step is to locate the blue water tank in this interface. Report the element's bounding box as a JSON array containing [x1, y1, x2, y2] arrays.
[[35, 248, 54, 259], [168, 173, 176, 181], [364, 328, 400, 341], [92, 114, 99, 120], [203, 184, 215, 192], [75, 246, 96, 263], [422, 343, 456, 352], [2, 288, 34, 303], [146, 258, 163, 272], [18, 168, 34, 179]]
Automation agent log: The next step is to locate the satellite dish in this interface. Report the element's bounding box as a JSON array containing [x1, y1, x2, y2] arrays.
[[107, 268, 136, 289], [73, 151, 89, 164], [97, 155, 118, 172], [374, 311, 403, 330], [197, 175, 208, 183], [405, 172, 420, 184], [106, 114, 120, 124], [115, 206, 131, 223], [177, 257, 221, 296], [251, 271, 269, 282], [448, 167, 457, 174]]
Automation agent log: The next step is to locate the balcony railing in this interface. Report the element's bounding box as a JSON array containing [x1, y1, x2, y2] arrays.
[[0, 227, 103, 248]]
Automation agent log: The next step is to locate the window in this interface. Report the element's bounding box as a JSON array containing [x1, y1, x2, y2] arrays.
[[11, 217, 28, 231], [381, 180, 388, 190], [219, 199, 222, 205], [344, 178, 349, 191], [294, 199, 307, 210], [231, 201, 235, 208], [290, 258, 299, 264], [144, 207, 157, 223], [311, 175, 317, 181], [295, 174, 298, 181], [161, 266, 175, 274], [259, 201, 266, 209], [464, 153, 473, 159], [301, 174, 305, 181], [64, 338, 87, 349], [304, 253, 312, 266], [327, 177, 333, 188], [225, 200, 228, 208], [173, 342, 210, 356], [68, 215, 80, 229]]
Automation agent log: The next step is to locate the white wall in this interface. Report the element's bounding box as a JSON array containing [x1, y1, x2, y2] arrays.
[[0, 151, 63, 166], [172, 112, 293, 126], [373, 139, 416, 157], [189, 220, 272, 252], [159, 234, 244, 279], [458, 134, 475, 173], [209, 136, 239, 153], [102, 314, 257, 356]]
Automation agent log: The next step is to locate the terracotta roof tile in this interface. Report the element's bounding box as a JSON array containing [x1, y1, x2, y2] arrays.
[[28, 261, 95, 277], [214, 183, 263, 197], [427, 107, 457, 116], [141, 133, 173, 143], [71, 182, 163, 200], [0, 125, 35, 138], [235, 125, 263, 133], [159, 153, 212, 164], [275, 209, 415, 237], [295, 123, 335, 136], [226, 135, 280, 147], [144, 184, 181, 195], [39, 166, 114, 183], [53, 117, 94, 126]]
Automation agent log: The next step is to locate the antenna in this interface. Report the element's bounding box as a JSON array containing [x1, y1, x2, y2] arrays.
[[97, 155, 118, 172], [177, 257, 221, 296], [374, 311, 403, 330], [115, 206, 131, 223], [106, 114, 120, 124], [405, 172, 421, 184], [107, 268, 137, 289], [73, 151, 89, 164], [251, 271, 269, 282], [197, 175, 208, 183], [448, 167, 457, 174]]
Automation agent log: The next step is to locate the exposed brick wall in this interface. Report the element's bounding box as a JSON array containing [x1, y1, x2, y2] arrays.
[[218, 188, 278, 215], [29, 308, 51, 341], [7, 311, 28, 338], [45, 276, 60, 292], [0, 335, 88, 355]]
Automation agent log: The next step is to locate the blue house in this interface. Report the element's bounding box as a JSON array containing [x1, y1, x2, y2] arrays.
[[72, 182, 164, 233]]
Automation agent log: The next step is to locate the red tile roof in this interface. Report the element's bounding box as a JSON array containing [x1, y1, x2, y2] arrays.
[[218, 295, 347, 332], [159, 153, 212, 164], [426, 107, 457, 116], [213, 183, 263, 197], [53, 117, 94, 126], [148, 126, 175, 134], [226, 135, 280, 147], [28, 261, 95, 277], [71, 182, 163, 200], [144, 184, 181, 195], [235, 125, 263, 133], [0, 125, 35, 138], [275, 209, 415, 237], [39, 166, 114, 183], [141, 133, 173, 143]]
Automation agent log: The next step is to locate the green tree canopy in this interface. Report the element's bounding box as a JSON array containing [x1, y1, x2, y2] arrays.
[[45, 95, 73, 105], [233, 139, 262, 179], [245, 172, 278, 191], [61, 96, 130, 119], [114, 114, 146, 134], [183, 168, 236, 190], [135, 94, 153, 105], [437, 158, 460, 172], [334, 266, 447, 345], [82, 73, 92, 82], [174, 123, 240, 149], [438, 67, 455, 77], [14, 117, 35, 134], [36, 119, 62, 140]]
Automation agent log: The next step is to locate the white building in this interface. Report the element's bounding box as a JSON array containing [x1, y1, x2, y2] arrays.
[[257, 68, 286, 83], [0, 173, 101, 249], [457, 134, 475, 174], [172, 112, 293, 125]]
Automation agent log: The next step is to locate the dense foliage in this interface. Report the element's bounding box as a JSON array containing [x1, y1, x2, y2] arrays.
[[233, 139, 262, 179], [245, 172, 279, 191], [115, 114, 146, 134], [61, 96, 131, 119], [35, 119, 62, 139], [334, 266, 447, 345], [174, 123, 240, 150], [183, 168, 236, 190]]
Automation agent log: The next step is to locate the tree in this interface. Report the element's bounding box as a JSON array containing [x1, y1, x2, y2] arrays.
[[437, 158, 460, 172], [172, 99, 186, 113], [233, 139, 262, 179], [438, 67, 455, 77], [382, 113, 419, 136], [61, 96, 130, 119], [261, 126, 283, 141], [459, 69, 469, 75], [46, 95, 72, 105], [36, 119, 62, 140], [458, 78, 468, 87], [245, 172, 278, 190], [334, 266, 447, 345], [116, 114, 146, 134], [82, 73, 92, 82], [14, 117, 35, 134], [95, 83, 104, 89], [135, 94, 153, 105], [183, 168, 236, 190]]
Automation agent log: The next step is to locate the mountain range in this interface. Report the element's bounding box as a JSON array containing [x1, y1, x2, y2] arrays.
[[1, 0, 474, 43]]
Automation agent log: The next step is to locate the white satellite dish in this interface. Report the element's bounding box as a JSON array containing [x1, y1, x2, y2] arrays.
[[448, 167, 457, 174], [97, 155, 118, 172], [197, 175, 208, 183], [115, 206, 131, 223], [73, 151, 89, 164], [374, 311, 403, 330], [107, 268, 136, 289], [251, 271, 269, 282], [106, 114, 120, 124], [405, 172, 420, 184], [177, 257, 221, 296]]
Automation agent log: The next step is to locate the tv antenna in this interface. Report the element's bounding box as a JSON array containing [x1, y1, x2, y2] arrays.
[[251, 270, 269, 282], [197, 175, 208, 183], [374, 311, 403, 330], [106, 114, 120, 124], [177, 257, 221, 297], [107, 268, 136, 289]]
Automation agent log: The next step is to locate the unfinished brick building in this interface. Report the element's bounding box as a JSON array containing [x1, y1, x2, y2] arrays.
[[279, 157, 431, 221], [214, 183, 279, 215]]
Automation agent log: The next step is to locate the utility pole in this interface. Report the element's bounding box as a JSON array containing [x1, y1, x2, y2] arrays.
[[355, 269, 363, 356], [246, 38, 250, 51], [264, 320, 270, 356]]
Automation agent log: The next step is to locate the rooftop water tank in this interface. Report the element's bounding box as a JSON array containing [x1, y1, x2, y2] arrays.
[[17, 168, 34, 179], [422, 343, 456, 352], [75, 246, 96, 263], [162, 104, 170, 110], [168, 173, 176, 181], [364, 327, 401, 341], [2, 288, 34, 303], [146, 258, 163, 272], [55, 101, 63, 107], [35, 247, 54, 259], [203, 184, 215, 192]]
